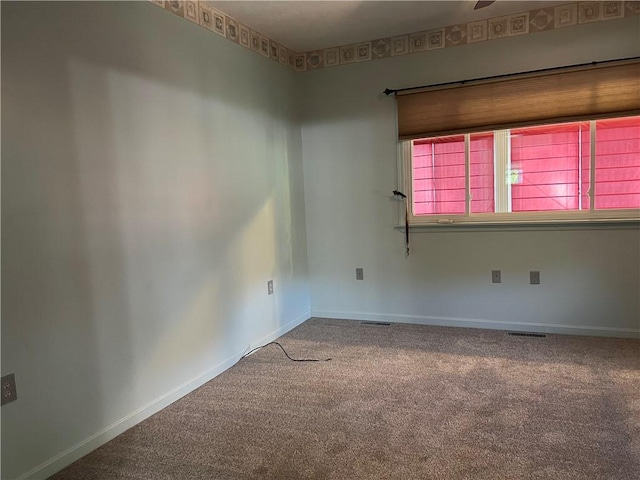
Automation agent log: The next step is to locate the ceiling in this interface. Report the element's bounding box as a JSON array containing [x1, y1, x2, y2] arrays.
[[207, 1, 567, 52]]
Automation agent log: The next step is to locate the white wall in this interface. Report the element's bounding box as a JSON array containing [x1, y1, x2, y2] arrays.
[[2, 3, 639, 479], [1, 2, 310, 478], [300, 17, 640, 338]]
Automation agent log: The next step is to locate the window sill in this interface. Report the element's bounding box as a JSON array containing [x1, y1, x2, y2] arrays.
[[395, 218, 640, 232]]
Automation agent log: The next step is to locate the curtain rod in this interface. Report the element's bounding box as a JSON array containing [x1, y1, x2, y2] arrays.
[[382, 56, 640, 96]]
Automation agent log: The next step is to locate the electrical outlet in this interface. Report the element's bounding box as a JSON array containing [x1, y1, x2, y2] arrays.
[[356, 268, 364, 280], [530, 271, 541, 285], [1, 374, 17, 406], [492, 270, 501, 283], [267, 280, 274, 295]]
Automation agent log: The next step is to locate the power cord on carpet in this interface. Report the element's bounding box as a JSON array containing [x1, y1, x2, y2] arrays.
[[240, 342, 331, 362]]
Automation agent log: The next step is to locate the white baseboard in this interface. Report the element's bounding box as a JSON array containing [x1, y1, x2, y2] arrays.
[[312, 309, 640, 339], [19, 309, 312, 480]]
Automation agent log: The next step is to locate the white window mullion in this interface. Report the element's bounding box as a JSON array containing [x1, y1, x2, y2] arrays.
[[465, 134, 471, 216], [494, 130, 510, 213]]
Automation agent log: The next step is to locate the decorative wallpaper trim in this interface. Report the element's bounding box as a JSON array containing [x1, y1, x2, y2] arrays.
[[149, 1, 640, 72], [149, 0, 297, 68]]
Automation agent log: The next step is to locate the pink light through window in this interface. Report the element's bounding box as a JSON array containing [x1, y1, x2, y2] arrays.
[[595, 116, 640, 210]]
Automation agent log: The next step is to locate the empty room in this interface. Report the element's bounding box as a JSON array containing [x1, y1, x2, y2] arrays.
[[2, 1, 639, 479]]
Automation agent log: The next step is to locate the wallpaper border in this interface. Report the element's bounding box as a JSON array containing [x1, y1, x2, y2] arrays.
[[149, 1, 640, 72]]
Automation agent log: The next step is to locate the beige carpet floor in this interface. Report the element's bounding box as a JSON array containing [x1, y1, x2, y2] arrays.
[[52, 318, 639, 480]]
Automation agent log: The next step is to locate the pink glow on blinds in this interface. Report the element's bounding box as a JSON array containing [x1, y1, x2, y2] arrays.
[[510, 122, 589, 212], [470, 133, 494, 213], [595, 116, 640, 209], [413, 136, 465, 215]]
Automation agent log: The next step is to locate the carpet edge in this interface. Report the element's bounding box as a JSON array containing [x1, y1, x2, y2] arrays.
[[311, 310, 640, 339]]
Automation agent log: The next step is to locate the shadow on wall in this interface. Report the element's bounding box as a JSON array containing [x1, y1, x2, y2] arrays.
[[1, 1, 307, 479]]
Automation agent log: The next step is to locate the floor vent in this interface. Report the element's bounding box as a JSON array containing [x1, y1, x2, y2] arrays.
[[507, 331, 547, 338], [361, 321, 392, 326]]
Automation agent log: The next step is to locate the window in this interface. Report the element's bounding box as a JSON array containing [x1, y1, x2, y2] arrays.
[[595, 117, 640, 210], [509, 122, 590, 212], [412, 135, 466, 215], [402, 116, 640, 226]]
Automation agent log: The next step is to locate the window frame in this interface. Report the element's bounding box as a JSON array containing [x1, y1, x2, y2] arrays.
[[398, 118, 640, 228]]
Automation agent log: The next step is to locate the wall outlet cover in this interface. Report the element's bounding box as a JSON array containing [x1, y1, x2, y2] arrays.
[[356, 268, 364, 280], [2, 373, 18, 406], [530, 271, 541, 285], [492, 270, 501, 283]]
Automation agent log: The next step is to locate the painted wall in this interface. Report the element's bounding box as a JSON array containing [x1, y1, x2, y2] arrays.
[[1, 2, 309, 478], [300, 16, 640, 338], [2, 3, 639, 479]]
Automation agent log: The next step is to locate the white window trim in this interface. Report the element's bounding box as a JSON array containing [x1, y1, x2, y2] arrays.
[[398, 122, 640, 229]]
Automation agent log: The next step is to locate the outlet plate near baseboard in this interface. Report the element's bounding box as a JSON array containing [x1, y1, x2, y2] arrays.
[[2, 373, 18, 406]]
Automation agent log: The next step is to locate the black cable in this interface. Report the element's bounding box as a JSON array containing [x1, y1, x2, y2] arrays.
[[240, 342, 331, 362]]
